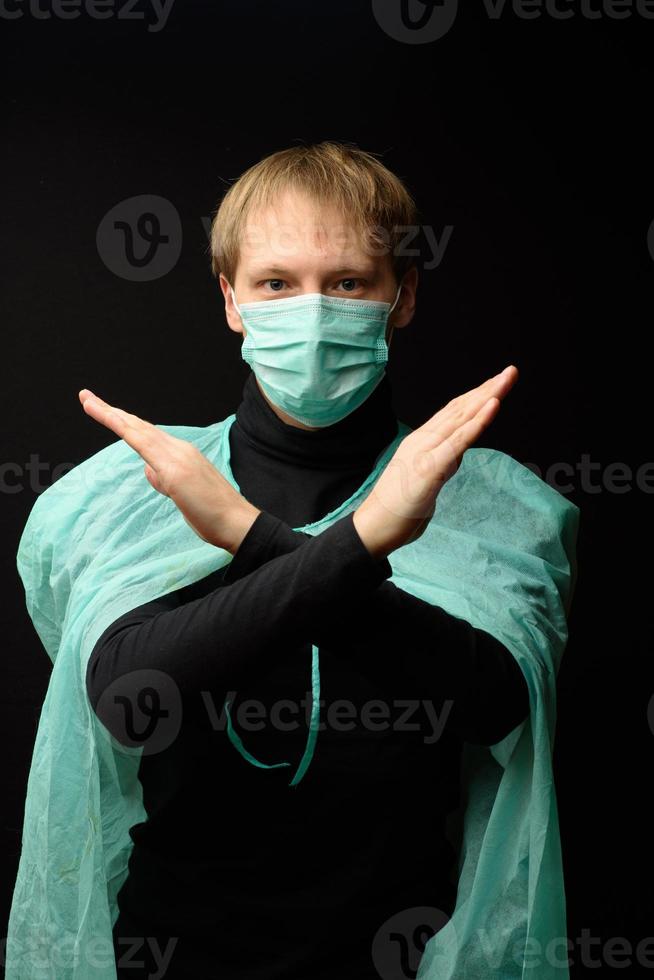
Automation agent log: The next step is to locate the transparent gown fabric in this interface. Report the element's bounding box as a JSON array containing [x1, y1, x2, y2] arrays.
[[6, 413, 579, 979]]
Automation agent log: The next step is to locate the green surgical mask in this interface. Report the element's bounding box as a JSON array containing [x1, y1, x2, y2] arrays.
[[230, 285, 402, 427]]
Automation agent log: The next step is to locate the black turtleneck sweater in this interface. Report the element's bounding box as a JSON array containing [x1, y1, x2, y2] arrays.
[[86, 370, 530, 980]]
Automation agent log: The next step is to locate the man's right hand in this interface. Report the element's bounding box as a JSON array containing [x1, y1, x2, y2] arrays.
[[352, 365, 519, 560]]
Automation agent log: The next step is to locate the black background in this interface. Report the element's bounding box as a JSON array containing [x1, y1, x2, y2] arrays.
[[2, 0, 652, 975]]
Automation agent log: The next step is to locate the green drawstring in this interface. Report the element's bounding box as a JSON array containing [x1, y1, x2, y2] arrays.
[[223, 644, 321, 787]]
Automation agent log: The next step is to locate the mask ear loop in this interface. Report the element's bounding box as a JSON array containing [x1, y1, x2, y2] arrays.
[[222, 643, 321, 788], [385, 283, 403, 351], [289, 644, 321, 786], [229, 285, 242, 317], [388, 282, 402, 315]]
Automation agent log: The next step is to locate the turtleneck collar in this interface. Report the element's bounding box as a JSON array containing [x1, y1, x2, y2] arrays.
[[226, 370, 400, 528], [231, 370, 399, 473]]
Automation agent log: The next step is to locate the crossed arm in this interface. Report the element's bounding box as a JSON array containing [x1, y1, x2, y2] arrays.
[[86, 509, 530, 749]]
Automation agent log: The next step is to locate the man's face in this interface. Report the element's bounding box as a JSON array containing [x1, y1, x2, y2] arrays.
[[222, 188, 409, 347], [219, 187, 417, 429]]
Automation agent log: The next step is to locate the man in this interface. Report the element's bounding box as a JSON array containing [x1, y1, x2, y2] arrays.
[[8, 142, 578, 980]]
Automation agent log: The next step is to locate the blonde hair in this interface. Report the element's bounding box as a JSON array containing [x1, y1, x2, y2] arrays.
[[208, 141, 420, 285]]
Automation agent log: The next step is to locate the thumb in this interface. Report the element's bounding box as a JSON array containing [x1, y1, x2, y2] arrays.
[[144, 463, 162, 493]]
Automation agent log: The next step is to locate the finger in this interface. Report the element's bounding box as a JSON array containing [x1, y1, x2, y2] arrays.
[[453, 367, 517, 425], [78, 389, 165, 470], [422, 365, 517, 439], [433, 397, 501, 470], [79, 390, 145, 438], [80, 390, 130, 429], [450, 365, 518, 415], [80, 388, 153, 427]]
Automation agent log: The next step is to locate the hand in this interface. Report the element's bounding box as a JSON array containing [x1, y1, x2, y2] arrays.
[[78, 389, 261, 553], [352, 365, 519, 560]]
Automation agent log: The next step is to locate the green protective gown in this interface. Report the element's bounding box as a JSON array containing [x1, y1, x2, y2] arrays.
[[6, 413, 579, 980]]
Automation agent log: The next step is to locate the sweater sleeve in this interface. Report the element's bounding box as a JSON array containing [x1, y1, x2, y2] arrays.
[[217, 512, 530, 747], [85, 511, 392, 744]]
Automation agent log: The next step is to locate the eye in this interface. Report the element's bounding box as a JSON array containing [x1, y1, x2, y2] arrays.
[[338, 278, 362, 292], [265, 279, 286, 292]]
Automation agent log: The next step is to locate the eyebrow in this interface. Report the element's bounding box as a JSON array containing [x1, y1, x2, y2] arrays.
[[247, 265, 378, 278]]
